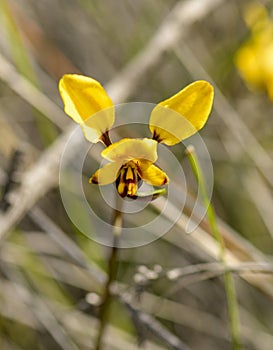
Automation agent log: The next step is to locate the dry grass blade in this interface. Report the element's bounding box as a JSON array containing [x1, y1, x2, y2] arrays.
[[116, 290, 192, 350], [0, 128, 73, 243], [167, 261, 273, 281], [0, 261, 80, 350], [107, 0, 224, 102], [0, 53, 67, 129]]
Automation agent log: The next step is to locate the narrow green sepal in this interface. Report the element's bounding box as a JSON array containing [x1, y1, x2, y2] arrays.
[[130, 188, 167, 200]]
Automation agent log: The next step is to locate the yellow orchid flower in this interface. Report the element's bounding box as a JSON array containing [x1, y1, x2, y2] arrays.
[[235, 2, 273, 100], [89, 138, 168, 197], [59, 74, 214, 198]]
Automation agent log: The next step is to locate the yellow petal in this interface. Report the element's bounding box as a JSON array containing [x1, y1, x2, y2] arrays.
[[235, 43, 264, 88], [89, 162, 121, 185], [234, 1, 273, 99], [102, 138, 158, 163], [59, 74, 114, 142], [138, 161, 169, 186], [150, 81, 214, 145], [235, 41, 273, 94]]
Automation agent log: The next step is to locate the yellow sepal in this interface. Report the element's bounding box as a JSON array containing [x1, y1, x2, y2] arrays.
[[101, 138, 158, 163]]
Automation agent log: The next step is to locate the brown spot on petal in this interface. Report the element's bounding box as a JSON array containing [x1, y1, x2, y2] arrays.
[[163, 176, 169, 185]]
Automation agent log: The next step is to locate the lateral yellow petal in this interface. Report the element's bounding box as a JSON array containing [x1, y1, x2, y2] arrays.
[[102, 138, 158, 163], [150, 80, 214, 145], [138, 161, 169, 186], [59, 74, 114, 142], [89, 162, 121, 185], [59, 74, 114, 123]]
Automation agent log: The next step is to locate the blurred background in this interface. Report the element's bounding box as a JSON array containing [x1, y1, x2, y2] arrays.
[[0, 0, 273, 349]]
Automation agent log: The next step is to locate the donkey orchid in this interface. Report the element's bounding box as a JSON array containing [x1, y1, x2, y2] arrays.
[[59, 74, 214, 198]]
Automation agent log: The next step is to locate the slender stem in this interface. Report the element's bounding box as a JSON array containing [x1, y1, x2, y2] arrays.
[[95, 195, 123, 350], [185, 145, 242, 350]]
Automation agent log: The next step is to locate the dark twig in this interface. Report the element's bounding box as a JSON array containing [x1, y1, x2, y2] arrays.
[[167, 262, 273, 282], [117, 290, 191, 350]]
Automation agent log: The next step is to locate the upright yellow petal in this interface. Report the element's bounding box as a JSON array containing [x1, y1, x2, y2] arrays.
[[150, 81, 214, 145], [89, 162, 122, 185], [102, 138, 158, 163], [138, 161, 169, 186], [59, 74, 114, 142]]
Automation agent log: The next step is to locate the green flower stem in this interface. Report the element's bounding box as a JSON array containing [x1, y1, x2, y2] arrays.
[[185, 145, 242, 350], [95, 196, 122, 350]]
